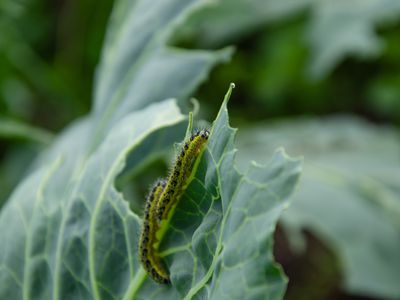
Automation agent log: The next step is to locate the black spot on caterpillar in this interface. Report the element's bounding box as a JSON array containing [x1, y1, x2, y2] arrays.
[[138, 129, 209, 284]]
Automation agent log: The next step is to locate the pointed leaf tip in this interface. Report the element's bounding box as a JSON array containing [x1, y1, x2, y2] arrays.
[[221, 82, 235, 108]]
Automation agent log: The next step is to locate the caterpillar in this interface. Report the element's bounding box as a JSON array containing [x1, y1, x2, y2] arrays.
[[156, 129, 209, 222], [138, 129, 209, 284], [138, 179, 170, 284]]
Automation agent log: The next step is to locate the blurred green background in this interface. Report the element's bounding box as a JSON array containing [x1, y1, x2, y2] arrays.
[[1, 0, 399, 299]]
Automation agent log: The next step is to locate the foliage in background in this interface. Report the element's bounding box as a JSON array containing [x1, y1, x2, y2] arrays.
[[0, 0, 114, 205], [307, 0, 400, 77], [175, 0, 400, 124], [0, 1, 301, 300], [236, 117, 400, 299]]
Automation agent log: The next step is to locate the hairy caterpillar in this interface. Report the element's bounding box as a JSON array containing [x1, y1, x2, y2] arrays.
[[138, 179, 170, 284], [156, 129, 209, 221], [138, 129, 209, 284]]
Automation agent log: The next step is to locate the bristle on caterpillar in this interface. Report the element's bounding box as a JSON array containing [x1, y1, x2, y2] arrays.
[[138, 129, 209, 284]]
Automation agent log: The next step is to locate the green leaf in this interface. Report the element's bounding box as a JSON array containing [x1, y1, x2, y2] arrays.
[[0, 91, 302, 299], [236, 117, 400, 299], [0, 100, 186, 300], [121, 86, 301, 300]]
